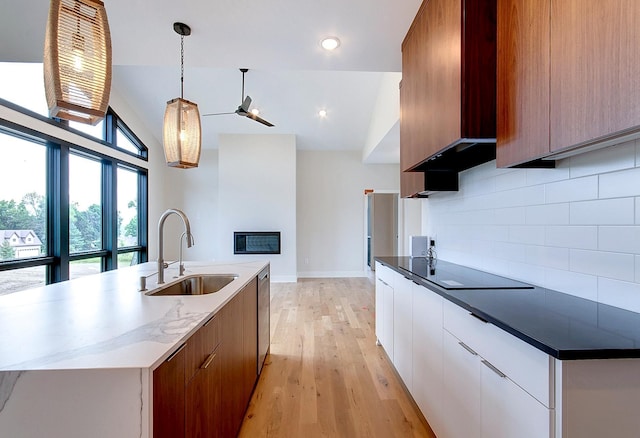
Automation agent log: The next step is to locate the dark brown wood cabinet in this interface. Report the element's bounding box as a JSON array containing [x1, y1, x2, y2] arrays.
[[185, 315, 221, 438], [242, 277, 258, 403], [400, 0, 496, 196], [498, 0, 640, 166], [154, 275, 262, 438], [153, 344, 186, 438], [220, 278, 259, 438], [186, 344, 221, 438], [496, 0, 550, 167], [550, 0, 640, 153]]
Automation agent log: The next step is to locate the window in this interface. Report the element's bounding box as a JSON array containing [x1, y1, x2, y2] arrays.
[[0, 131, 47, 269], [0, 63, 149, 294], [69, 120, 105, 140]]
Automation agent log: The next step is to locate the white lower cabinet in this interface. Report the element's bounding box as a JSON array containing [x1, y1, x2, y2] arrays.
[[442, 328, 552, 438], [411, 283, 444, 437], [374, 262, 394, 358], [393, 274, 413, 389], [375, 263, 640, 438], [481, 358, 552, 438], [442, 330, 482, 438]]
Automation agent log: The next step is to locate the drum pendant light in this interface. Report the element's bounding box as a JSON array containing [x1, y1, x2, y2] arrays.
[[43, 0, 112, 125], [163, 22, 201, 169]]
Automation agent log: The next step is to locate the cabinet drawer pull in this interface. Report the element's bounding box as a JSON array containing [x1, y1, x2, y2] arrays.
[[458, 341, 478, 356], [470, 312, 488, 323], [201, 352, 217, 369], [166, 343, 186, 362], [378, 279, 388, 286], [482, 359, 506, 378]]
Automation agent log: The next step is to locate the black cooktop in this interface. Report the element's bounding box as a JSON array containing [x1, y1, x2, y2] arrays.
[[397, 257, 534, 290]]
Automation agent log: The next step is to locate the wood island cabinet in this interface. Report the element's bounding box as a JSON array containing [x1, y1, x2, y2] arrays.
[[154, 277, 260, 438], [153, 344, 186, 438], [498, 0, 640, 167]]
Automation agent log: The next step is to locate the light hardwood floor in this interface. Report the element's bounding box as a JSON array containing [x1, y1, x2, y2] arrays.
[[238, 278, 436, 438]]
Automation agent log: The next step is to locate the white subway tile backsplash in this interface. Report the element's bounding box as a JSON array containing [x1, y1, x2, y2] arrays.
[[545, 176, 598, 204], [569, 140, 636, 178], [525, 203, 570, 225], [526, 246, 569, 270], [509, 225, 545, 245], [598, 226, 640, 253], [525, 165, 570, 186], [544, 268, 598, 301], [493, 207, 526, 225], [599, 166, 640, 199], [492, 241, 527, 263], [569, 249, 635, 282], [507, 261, 546, 286], [545, 226, 598, 250], [597, 278, 640, 314], [425, 141, 640, 312], [495, 169, 527, 192], [570, 198, 634, 225]]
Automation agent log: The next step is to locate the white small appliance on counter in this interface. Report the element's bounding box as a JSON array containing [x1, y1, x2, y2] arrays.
[[410, 235, 430, 258]]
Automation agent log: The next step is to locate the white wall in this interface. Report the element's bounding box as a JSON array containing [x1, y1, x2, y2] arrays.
[[297, 150, 399, 277], [218, 134, 297, 282], [423, 139, 640, 313]]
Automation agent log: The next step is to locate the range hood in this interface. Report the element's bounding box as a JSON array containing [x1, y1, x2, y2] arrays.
[[410, 140, 497, 196]]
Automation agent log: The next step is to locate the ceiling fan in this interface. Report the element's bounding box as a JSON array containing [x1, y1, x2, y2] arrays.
[[202, 68, 274, 127]]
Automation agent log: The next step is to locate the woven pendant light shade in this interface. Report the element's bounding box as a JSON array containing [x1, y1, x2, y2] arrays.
[[44, 0, 112, 125], [163, 97, 202, 168]]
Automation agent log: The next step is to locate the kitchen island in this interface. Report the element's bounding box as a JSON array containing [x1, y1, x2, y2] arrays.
[[0, 260, 268, 438], [375, 256, 640, 438]]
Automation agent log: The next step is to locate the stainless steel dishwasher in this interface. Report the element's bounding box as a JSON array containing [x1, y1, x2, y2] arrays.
[[257, 266, 270, 374]]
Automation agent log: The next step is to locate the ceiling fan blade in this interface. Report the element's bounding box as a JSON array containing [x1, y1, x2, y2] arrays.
[[245, 112, 274, 127], [238, 95, 252, 113], [201, 111, 235, 117]]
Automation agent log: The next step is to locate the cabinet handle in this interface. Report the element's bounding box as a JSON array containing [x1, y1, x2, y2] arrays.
[[481, 360, 506, 378], [201, 351, 217, 369], [378, 279, 388, 286], [458, 341, 478, 356], [166, 343, 186, 362]]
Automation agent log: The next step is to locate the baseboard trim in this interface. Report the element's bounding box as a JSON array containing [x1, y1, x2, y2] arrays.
[[297, 271, 368, 278]]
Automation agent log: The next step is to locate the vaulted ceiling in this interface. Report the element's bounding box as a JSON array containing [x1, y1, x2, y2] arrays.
[[0, 0, 422, 162]]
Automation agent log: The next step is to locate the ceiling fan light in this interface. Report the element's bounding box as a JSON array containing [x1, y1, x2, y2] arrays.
[[250, 108, 260, 116], [43, 0, 112, 125], [163, 97, 201, 168], [320, 36, 340, 51]]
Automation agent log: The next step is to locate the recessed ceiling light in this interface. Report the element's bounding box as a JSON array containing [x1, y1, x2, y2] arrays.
[[320, 37, 340, 51], [318, 109, 328, 118], [250, 108, 260, 116]]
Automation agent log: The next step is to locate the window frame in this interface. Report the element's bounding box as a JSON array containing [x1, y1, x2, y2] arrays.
[[0, 96, 149, 285]]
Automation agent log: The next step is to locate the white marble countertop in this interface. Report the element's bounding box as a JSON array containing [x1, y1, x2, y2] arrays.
[[0, 260, 268, 372]]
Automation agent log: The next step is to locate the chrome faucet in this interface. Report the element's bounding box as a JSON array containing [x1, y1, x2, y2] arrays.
[[157, 208, 194, 284]]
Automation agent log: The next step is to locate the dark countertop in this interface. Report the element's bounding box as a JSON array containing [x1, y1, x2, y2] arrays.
[[376, 256, 640, 360]]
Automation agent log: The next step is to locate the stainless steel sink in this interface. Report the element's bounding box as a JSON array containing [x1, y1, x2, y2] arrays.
[[146, 274, 238, 296]]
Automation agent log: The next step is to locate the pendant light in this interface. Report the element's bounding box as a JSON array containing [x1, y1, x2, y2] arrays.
[[163, 22, 201, 169], [43, 0, 112, 125]]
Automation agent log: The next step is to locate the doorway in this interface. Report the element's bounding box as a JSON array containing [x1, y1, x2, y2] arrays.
[[366, 192, 398, 270]]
